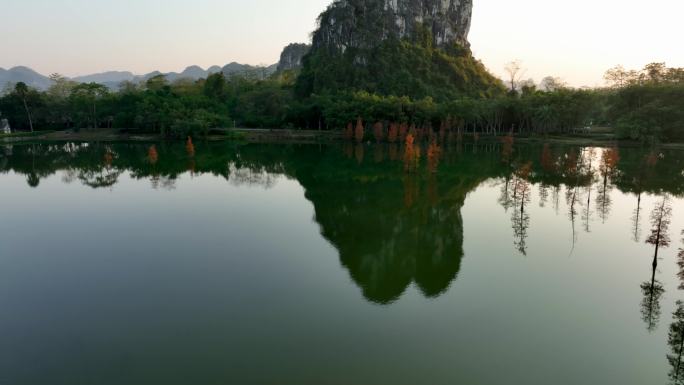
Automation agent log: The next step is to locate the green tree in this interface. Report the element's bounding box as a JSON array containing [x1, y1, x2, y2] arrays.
[[71, 83, 110, 129], [14, 82, 34, 132]]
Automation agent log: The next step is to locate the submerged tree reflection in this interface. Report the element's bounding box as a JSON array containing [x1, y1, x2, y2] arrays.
[[511, 163, 532, 255], [640, 196, 673, 332], [669, 302, 684, 384]]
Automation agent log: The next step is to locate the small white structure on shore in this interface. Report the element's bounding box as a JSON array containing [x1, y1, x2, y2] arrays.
[[1, 118, 10, 134]]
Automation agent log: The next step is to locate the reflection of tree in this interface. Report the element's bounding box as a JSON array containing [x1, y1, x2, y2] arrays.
[[639, 196, 672, 332], [668, 233, 684, 383], [511, 163, 532, 255], [632, 192, 643, 242], [373, 144, 385, 163], [185, 137, 195, 158], [78, 168, 122, 189], [596, 148, 618, 223], [150, 176, 177, 190], [647, 196, 672, 269], [677, 231, 684, 290], [668, 301, 684, 384], [631, 151, 658, 242], [501, 135, 514, 165], [26, 172, 40, 188], [538, 183, 549, 208], [540, 143, 556, 173], [566, 185, 580, 248], [498, 174, 513, 211], [582, 184, 593, 233], [581, 149, 596, 232], [563, 149, 584, 248], [552, 185, 561, 215], [595, 178, 612, 223], [355, 143, 364, 164], [641, 266, 665, 332], [148, 145, 158, 165], [227, 164, 277, 189]]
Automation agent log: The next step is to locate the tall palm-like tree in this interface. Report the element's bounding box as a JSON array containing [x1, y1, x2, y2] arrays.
[[14, 82, 34, 132]]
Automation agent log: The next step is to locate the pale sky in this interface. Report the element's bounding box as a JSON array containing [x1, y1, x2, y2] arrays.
[[1, 0, 682, 87]]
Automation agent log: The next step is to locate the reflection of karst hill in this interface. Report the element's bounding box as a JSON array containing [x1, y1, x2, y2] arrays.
[[290, 145, 501, 303], [301, 168, 468, 303]]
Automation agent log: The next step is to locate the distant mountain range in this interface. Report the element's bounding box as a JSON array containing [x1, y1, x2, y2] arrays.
[[0, 62, 280, 91], [0, 66, 54, 90]]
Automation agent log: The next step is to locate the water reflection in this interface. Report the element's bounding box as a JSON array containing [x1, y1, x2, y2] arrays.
[[668, 302, 684, 384], [2, 141, 684, 305], [4, 140, 684, 383]]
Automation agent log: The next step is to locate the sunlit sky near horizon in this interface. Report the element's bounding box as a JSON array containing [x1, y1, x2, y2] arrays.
[[1, 0, 682, 87]]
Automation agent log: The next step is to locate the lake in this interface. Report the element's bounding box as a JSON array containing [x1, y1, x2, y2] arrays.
[[1, 140, 684, 385]]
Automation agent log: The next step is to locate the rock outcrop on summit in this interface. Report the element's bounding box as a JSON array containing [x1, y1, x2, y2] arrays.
[[277, 44, 311, 72], [313, 0, 473, 51]]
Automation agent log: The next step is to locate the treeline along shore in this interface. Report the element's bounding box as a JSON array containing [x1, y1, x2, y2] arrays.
[[0, 62, 682, 144]]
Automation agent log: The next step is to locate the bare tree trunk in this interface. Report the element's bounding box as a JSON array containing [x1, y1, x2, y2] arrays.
[[92, 102, 98, 129], [22, 98, 34, 132]]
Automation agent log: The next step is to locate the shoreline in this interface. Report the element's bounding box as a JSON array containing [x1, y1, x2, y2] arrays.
[[3, 128, 684, 149]]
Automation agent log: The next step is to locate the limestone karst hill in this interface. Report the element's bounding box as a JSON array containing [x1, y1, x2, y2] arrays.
[[296, 0, 504, 100]]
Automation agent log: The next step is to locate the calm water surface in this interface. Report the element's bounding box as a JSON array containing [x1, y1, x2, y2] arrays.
[[1, 140, 684, 385]]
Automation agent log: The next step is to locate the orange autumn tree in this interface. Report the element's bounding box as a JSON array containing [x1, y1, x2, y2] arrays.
[[399, 122, 408, 141], [373, 122, 385, 143], [186, 137, 195, 157], [355, 118, 365, 143], [148, 145, 158, 165], [427, 139, 441, 173], [408, 124, 417, 139], [344, 122, 354, 140], [388, 122, 399, 143], [403, 134, 420, 172]]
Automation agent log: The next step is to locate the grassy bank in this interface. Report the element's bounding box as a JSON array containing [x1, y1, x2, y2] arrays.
[[0, 128, 342, 144], [4, 127, 684, 149]]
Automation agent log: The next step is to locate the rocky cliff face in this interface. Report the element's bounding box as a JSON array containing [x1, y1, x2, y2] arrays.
[[277, 43, 311, 72], [297, 0, 501, 100], [313, 0, 473, 51]]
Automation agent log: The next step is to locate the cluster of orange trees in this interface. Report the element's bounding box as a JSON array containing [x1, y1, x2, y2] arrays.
[[342, 118, 445, 174], [344, 117, 462, 145]]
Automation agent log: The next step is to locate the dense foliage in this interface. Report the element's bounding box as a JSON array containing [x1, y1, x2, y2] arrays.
[[604, 63, 684, 142], [296, 39, 505, 100], [0, 63, 682, 142]]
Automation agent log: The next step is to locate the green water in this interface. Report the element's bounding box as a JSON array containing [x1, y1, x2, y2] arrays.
[[1, 140, 684, 385]]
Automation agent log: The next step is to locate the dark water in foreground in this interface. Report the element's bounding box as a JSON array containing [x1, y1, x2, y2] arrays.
[[1, 140, 684, 385]]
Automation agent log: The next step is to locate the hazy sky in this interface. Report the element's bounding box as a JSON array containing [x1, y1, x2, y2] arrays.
[[1, 0, 682, 86]]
